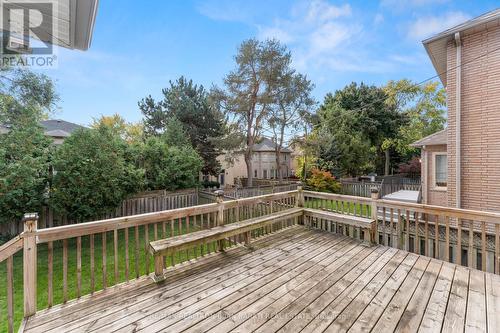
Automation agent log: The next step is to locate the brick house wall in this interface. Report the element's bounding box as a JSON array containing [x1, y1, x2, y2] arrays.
[[446, 22, 500, 213]]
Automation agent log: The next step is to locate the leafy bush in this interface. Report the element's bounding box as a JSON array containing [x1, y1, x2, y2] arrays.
[[397, 156, 421, 177], [306, 168, 341, 193], [50, 127, 144, 221], [142, 136, 203, 191]]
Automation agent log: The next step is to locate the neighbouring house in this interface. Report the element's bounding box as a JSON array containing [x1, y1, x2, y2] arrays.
[[414, 9, 500, 213], [203, 137, 294, 187], [1, 119, 86, 144]]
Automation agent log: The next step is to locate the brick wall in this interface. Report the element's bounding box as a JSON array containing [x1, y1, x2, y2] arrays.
[[446, 22, 500, 212]]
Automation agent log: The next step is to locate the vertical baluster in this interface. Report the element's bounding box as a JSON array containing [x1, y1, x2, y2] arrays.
[[7, 256, 14, 333], [445, 216, 450, 262], [63, 239, 68, 301], [90, 234, 95, 293], [397, 209, 402, 249], [77, 236, 82, 297], [457, 218, 462, 266], [162, 222, 167, 267], [125, 228, 129, 282], [382, 207, 387, 246], [47, 241, 53, 306], [145, 224, 150, 274], [468, 221, 473, 268], [481, 221, 486, 271], [435, 215, 439, 259], [405, 210, 410, 252], [495, 224, 499, 275], [134, 226, 139, 278], [154, 223, 158, 240], [102, 232, 107, 289], [113, 229, 119, 284], [415, 213, 420, 254], [425, 215, 429, 256], [390, 208, 394, 248]]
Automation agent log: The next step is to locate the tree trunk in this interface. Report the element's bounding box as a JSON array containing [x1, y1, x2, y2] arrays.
[[245, 151, 253, 187], [275, 149, 282, 183], [384, 149, 390, 176]]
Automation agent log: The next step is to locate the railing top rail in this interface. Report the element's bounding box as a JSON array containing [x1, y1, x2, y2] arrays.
[[377, 199, 500, 224], [303, 190, 373, 204], [32, 190, 299, 243], [303, 189, 500, 224], [0, 235, 23, 262]]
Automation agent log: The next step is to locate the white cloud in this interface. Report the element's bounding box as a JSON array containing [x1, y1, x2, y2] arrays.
[[304, 1, 351, 23], [374, 13, 384, 25], [381, 0, 449, 8], [257, 0, 397, 73], [196, 0, 256, 23], [408, 11, 470, 40]]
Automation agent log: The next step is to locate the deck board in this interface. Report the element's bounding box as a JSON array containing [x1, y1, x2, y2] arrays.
[[22, 226, 499, 333]]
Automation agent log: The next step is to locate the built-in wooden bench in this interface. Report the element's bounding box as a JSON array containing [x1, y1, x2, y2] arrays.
[[303, 208, 375, 242], [149, 208, 303, 281]]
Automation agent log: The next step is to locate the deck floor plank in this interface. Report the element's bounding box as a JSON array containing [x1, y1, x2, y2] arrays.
[[417, 262, 455, 333], [298, 248, 405, 333], [21, 226, 499, 333]]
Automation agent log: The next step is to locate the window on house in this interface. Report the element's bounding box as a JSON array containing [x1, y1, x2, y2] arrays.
[[435, 154, 447, 187], [263, 169, 268, 179], [254, 169, 257, 178]]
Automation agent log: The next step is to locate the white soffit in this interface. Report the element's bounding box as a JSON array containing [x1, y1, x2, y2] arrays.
[[0, 0, 98, 51], [423, 9, 500, 86]]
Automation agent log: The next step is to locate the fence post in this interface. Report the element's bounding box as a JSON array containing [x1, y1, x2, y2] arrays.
[[23, 213, 38, 317], [370, 188, 379, 243], [215, 190, 225, 251]]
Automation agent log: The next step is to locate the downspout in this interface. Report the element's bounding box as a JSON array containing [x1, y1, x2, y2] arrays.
[[455, 32, 461, 208]]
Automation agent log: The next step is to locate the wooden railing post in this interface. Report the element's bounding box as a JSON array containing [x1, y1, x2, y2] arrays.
[[370, 188, 379, 243], [215, 190, 225, 251], [23, 213, 38, 317], [296, 185, 304, 225]]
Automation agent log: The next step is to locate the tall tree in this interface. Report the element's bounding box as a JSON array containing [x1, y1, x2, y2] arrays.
[[139, 77, 224, 176], [316, 82, 403, 176], [382, 80, 446, 161], [91, 113, 144, 144], [215, 39, 292, 187], [268, 73, 315, 181], [0, 69, 57, 230]]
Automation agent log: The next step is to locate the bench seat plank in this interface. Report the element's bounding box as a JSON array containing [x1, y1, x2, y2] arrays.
[[303, 208, 374, 228], [149, 208, 303, 257]]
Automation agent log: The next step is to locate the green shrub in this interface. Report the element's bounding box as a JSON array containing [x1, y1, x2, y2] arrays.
[[306, 168, 341, 193]]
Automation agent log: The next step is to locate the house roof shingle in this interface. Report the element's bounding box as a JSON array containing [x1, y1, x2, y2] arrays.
[[39, 119, 85, 137], [411, 128, 448, 147], [253, 137, 292, 153]]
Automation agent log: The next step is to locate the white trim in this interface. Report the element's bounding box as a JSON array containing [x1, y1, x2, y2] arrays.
[[432, 152, 448, 191]]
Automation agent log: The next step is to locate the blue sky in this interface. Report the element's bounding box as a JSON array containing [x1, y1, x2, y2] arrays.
[[43, 0, 498, 126]]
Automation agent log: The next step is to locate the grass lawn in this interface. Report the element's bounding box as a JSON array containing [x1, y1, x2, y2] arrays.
[[0, 218, 230, 333]]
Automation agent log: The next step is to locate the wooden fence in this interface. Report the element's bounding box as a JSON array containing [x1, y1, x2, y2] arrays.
[[340, 176, 421, 198], [0, 189, 199, 237]]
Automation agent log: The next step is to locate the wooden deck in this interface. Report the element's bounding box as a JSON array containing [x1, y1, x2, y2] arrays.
[[22, 226, 500, 333]]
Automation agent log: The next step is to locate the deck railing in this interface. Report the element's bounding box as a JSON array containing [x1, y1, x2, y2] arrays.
[[2, 187, 500, 332], [0, 190, 297, 332], [303, 189, 500, 274]]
